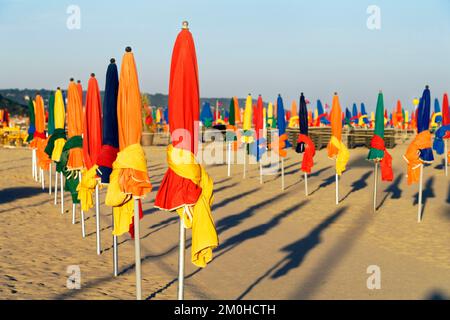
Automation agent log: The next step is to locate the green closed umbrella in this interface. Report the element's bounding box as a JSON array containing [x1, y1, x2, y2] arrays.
[[368, 92, 385, 160], [229, 97, 235, 126], [47, 92, 55, 135]]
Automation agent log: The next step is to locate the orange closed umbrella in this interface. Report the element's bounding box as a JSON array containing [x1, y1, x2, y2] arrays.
[[67, 80, 84, 171], [105, 47, 152, 300], [34, 94, 51, 172], [82, 74, 103, 169], [327, 93, 349, 204]]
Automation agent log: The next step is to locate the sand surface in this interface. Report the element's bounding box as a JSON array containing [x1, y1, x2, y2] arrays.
[[1, 141, 450, 300]]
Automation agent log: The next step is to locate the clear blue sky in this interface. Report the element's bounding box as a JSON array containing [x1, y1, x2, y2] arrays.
[[1, 0, 449, 111]]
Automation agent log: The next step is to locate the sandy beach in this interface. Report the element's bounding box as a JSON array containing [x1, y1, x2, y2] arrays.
[[1, 141, 450, 300]]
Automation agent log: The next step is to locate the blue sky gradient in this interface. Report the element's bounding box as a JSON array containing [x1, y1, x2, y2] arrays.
[[0, 0, 449, 111]]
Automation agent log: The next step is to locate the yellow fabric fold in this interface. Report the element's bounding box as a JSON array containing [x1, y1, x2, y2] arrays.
[[167, 144, 219, 268], [105, 143, 148, 236], [52, 138, 66, 162], [77, 165, 99, 212], [330, 136, 350, 176]]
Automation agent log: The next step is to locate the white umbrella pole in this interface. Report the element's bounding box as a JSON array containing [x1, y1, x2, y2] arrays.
[[259, 161, 263, 184], [177, 212, 186, 300], [95, 184, 101, 255], [243, 145, 247, 179], [281, 158, 285, 191], [304, 172, 308, 196], [80, 207, 86, 238], [54, 169, 58, 205], [133, 199, 142, 300], [445, 140, 448, 177], [48, 163, 52, 195], [60, 172, 64, 214], [41, 169, 45, 190], [418, 164, 424, 223], [72, 203, 76, 224], [31, 149, 35, 178], [373, 162, 378, 212], [113, 208, 118, 277], [227, 142, 231, 177], [335, 173, 339, 205]]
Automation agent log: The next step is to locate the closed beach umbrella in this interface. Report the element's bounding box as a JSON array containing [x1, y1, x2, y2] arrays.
[[404, 86, 434, 185], [254, 95, 264, 161], [277, 94, 291, 149], [45, 88, 67, 162], [242, 94, 254, 144], [154, 22, 218, 279], [97, 58, 119, 184], [66, 80, 84, 171], [105, 47, 152, 236], [200, 101, 213, 127], [26, 98, 36, 143], [368, 92, 393, 180], [34, 94, 51, 171], [360, 103, 369, 126], [233, 97, 241, 124], [47, 92, 55, 136], [82, 74, 103, 170], [105, 47, 152, 299], [296, 93, 315, 176], [327, 93, 349, 176], [351, 103, 358, 125], [228, 97, 235, 126], [77, 73, 103, 213]]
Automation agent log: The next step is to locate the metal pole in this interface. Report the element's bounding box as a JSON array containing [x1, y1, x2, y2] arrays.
[[95, 184, 101, 255], [445, 140, 448, 177], [31, 149, 34, 178], [113, 208, 118, 277], [178, 211, 186, 300], [335, 173, 339, 205], [304, 172, 308, 196], [227, 142, 231, 177], [373, 162, 378, 212], [41, 169, 45, 190], [259, 161, 263, 184], [281, 158, 285, 191], [243, 145, 247, 179], [72, 203, 76, 224], [81, 208, 85, 238], [54, 169, 58, 205], [60, 172, 64, 214], [49, 163, 52, 195], [133, 199, 142, 300], [418, 164, 424, 223]]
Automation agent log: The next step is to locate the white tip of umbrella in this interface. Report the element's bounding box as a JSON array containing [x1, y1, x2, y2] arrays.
[[182, 21, 189, 29]]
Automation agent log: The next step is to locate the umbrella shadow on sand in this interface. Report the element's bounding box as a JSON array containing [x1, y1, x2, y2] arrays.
[[308, 174, 337, 195], [376, 174, 403, 210], [236, 207, 347, 299], [144, 196, 305, 300], [340, 170, 372, 202], [413, 177, 435, 220], [0, 187, 43, 205]]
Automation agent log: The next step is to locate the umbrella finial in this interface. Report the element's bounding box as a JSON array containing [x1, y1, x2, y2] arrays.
[[125, 46, 132, 52], [70, 78, 74, 82], [182, 21, 189, 30], [334, 92, 338, 96], [110, 58, 116, 64], [90, 73, 95, 77], [379, 89, 382, 93], [77, 80, 81, 84], [425, 85, 430, 89], [57, 87, 60, 90]]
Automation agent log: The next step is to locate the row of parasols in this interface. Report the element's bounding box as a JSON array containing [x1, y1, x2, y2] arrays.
[[198, 92, 448, 131], [26, 22, 449, 300]]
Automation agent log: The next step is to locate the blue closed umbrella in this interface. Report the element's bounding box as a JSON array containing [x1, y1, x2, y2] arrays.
[[352, 103, 358, 124], [317, 100, 330, 125], [200, 101, 213, 127], [164, 107, 169, 124], [434, 98, 442, 124], [417, 86, 434, 162], [98, 58, 119, 183], [361, 103, 370, 125], [277, 94, 291, 148]]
